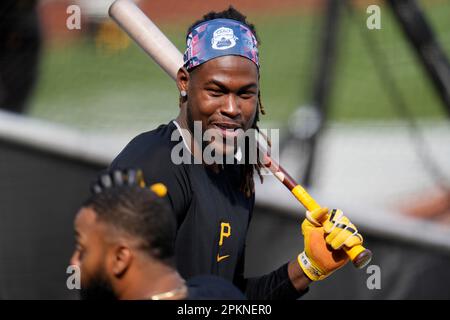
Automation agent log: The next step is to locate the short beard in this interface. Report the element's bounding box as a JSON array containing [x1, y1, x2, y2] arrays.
[[186, 102, 195, 137], [186, 104, 236, 164], [186, 104, 209, 154], [80, 269, 117, 300]]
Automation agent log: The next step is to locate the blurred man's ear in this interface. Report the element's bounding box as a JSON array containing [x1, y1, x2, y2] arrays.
[[110, 245, 132, 277], [176, 67, 189, 95]]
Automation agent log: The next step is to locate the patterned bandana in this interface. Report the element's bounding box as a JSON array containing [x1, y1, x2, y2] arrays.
[[183, 18, 259, 71]]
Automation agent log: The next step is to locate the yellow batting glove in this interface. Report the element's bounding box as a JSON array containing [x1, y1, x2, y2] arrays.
[[298, 208, 364, 281], [323, 209, 364, 250]]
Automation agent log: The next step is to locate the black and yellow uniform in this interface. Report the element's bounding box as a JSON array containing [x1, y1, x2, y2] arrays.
[[110, 121, 306, 299], [187, 275, 246, 300]]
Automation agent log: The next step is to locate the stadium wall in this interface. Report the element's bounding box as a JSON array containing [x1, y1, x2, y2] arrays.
[[1, 110, 449, 299]]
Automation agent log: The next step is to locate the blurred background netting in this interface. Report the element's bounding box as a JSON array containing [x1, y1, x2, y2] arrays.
[[24, 0, 449, 133]]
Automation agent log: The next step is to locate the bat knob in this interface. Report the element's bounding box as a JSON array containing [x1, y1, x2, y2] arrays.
[[352, 249, 372, 269]]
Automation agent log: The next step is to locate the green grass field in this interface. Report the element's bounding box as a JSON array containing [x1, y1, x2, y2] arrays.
[[29, 2, 450, 133]]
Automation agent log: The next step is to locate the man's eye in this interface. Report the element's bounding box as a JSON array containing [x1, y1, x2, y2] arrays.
[[239, 92, 256, 99], [207, 89, 223, 97]]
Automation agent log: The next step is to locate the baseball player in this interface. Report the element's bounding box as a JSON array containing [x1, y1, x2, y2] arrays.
[[110, 7, 365, 299], [71, 169, 246, 300]]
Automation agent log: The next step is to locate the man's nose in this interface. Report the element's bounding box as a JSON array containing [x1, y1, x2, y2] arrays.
[[220, 94, 240, 118], [70, 250, 80, 267]]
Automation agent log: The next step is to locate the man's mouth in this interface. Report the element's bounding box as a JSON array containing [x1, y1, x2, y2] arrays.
[[211, 122, 242, 138]]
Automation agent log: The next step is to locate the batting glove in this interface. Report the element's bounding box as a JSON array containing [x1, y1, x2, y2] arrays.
[[298, 208, 364, 281]]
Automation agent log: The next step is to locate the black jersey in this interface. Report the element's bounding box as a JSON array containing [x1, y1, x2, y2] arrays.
[[187, 275, 246, 300], [110, 121, 305, 300]]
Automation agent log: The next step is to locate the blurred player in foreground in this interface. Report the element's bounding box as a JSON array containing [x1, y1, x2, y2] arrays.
[[70, 169, 245, 300]]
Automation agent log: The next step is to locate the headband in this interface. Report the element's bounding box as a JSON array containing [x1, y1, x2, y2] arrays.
[[183, 18, 259, 71]]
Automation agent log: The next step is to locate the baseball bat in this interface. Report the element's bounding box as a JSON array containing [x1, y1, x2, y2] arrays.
[[108, 0, 372, 269], [108, 0, 183, 80]]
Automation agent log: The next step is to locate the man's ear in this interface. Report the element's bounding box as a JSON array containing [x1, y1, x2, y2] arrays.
[[176, 67, 189, 94], [110, 245, 132, 278]]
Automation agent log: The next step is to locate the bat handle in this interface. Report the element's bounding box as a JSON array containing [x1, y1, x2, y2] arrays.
[[346, 245, 372, 269], [291, 185, 372, 269]]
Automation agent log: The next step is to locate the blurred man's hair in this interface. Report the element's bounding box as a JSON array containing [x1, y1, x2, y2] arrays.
[[83, 183, 176, 266], [187, 6, 260, 44]]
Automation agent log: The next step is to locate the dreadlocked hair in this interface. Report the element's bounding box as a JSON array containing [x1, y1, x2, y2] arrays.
[[241, 91, 268, 198], [187, 6, 269, 198]]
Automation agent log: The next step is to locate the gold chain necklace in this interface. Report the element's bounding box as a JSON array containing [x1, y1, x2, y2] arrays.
[[149, 283, 188, 300]]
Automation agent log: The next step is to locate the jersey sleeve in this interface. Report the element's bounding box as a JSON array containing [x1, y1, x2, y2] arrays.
[[109, 129, 191, 225], [187, 275, 246, 300], [234, 194, 309, 300], [244, 263, 309, 300]]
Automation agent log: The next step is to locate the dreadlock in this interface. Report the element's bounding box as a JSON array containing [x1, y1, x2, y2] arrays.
[[187, 6, 268, 198]]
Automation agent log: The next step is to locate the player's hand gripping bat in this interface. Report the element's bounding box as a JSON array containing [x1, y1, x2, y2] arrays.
[[108, 0, 372, 269]]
